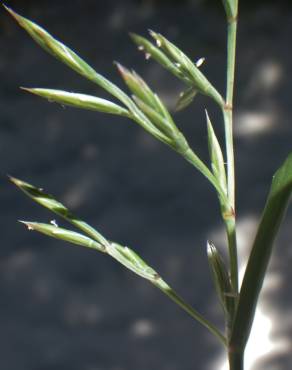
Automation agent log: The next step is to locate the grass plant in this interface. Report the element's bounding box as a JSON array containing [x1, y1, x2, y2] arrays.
[[5, 2, 292, 369]]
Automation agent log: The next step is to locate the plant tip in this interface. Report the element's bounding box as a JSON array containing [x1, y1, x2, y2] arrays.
[[2, 3, 12, 12], [128, 32, 138, 41], [19, 86, 32, 92], [19, 220, 34, 230], [205, 109, 211, 121], [3, 4, 21, 23], [115, 62, 129, 78], [8, 175, 21, 186], [114, 61, 123, 71], [148, 29, 156, 38]]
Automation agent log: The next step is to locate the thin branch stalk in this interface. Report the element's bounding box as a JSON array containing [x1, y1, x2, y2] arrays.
[[157, 283, 227, 346]]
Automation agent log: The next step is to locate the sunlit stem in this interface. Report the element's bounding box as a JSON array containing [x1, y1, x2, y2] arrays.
[[223, 10, 239, 297]]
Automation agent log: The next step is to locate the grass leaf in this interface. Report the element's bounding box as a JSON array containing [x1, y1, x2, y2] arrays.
[[231, 152, 292, 349]]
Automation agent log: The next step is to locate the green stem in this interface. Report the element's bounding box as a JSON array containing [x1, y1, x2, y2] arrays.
[[223, 13, 239, 295], [182, 148, 229, 205], [228, 346, 244, 370], [225, 214, 238, 294], [155, 280, 227, 346], [225, 8, 238, 212], [223, 109, 235, 210]]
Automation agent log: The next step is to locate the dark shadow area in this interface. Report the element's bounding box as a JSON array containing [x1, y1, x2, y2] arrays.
[[1, 1, 292, 370]]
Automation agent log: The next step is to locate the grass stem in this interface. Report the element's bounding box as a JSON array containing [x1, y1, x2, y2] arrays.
[[223, 13, 239, 297], [156, 282, 227, 346], [228, 346, 244, 370]]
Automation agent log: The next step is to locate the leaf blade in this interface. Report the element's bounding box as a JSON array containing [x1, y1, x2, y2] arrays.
[[231, 152, 292, 349]]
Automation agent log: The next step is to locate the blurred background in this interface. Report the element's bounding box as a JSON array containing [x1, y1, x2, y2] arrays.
[[1, 1, 292, 369]]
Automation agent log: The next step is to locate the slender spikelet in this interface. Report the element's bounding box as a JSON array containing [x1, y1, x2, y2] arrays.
[[175, 87, 198, 112], [130, 32, 188, 83], [207, 241, 234, 317], [20, 221, 105, 252], [131, 29, 224, 107], [3, 5, 134, 109], [9, 176, 109, 246], [206, 111, 227, 195], [21, 88, 131, 117]]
